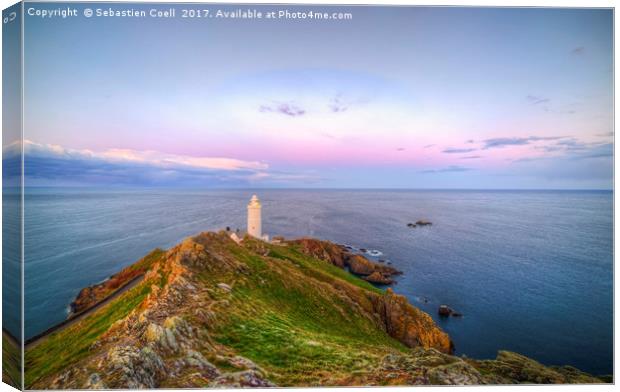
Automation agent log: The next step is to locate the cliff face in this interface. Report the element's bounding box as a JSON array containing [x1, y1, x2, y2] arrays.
[[289, 238, 401, 276], [288, 238, 451, 353], [24, 232, 603, 389], [70, 249, 165, 315]]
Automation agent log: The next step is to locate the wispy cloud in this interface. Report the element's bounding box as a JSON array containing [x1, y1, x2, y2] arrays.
[[259, 101, 306, 117], [423, 144, 436, 149], [526, 95, 577, 114], [246, 170, 323, 184], [420, 165, 472, 174], [506, 141, 612, 186], [482, 136, 564, 149], [526, 95, 551, 105], [570, 143, 612, 160], [508, 150, 611, 185], [538, 138, 591, 153], [442, 147, 477, 154], [513, 141, 612, 163], [542, 105, 577, 115], [328, 95, 348, 113], [459, 155, 481, 160], [571, 46, 585, 55]]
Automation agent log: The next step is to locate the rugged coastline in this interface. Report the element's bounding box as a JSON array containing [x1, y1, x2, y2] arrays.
[[24, 231, 606, 388]]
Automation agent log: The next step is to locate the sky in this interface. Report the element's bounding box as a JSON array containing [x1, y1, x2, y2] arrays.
[[14, 4, 614, 189]]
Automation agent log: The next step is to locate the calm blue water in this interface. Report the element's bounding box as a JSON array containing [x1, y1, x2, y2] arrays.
[[22, 188, 613, 375]]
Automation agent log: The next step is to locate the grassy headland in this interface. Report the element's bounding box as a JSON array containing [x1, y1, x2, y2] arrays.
[[24, 231, 605, 388]]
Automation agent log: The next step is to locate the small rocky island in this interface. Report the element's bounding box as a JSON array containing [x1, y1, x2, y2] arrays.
[[407, 220, 433, 228], [24, 231, 605, 388], [438, 305, 463, 318]]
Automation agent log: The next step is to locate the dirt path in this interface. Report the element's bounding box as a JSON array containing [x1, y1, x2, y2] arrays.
[[25, 275, 145, 349]]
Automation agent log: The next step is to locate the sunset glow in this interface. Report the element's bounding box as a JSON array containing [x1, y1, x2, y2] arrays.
[[17, 5, 612, 188]]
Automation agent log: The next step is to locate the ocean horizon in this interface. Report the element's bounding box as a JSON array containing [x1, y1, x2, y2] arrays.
[[15, 186, 615, 191], [14, 187, 613, 375]]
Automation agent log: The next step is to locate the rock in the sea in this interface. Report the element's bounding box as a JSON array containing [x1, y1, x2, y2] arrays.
[[438, 305, 462, 318], [407, 223, 417, 228], [438, 305, 453, 317], [416, 220, 432, 226]]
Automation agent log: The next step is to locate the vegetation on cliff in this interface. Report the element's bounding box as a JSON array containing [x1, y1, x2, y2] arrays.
[[2, 330, 21, 389], [70, 249, 166, 315], [24, 231, 604, 388]]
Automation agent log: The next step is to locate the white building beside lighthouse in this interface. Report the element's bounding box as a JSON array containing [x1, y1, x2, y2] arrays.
[[247, 195, 267, 240]]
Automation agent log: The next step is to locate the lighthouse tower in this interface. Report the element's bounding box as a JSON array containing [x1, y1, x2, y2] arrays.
[[247, 195, 262, 239]]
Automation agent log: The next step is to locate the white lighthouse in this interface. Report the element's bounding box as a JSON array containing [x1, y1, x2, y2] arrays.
[[247, 195, 263, 239]]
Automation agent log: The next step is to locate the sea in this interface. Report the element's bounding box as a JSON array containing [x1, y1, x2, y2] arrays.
[[15, 188, 613, 375]]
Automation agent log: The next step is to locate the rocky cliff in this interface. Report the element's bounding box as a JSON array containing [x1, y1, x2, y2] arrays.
[[24, 231, 604, 388]]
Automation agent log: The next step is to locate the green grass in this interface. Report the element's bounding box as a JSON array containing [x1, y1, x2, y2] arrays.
[[209, 240, 405, 385], [2, 331, 21, 388], [24, 276, 156, 387], [126, 248, 166, 274], [218, 312, 389, 385], [267, 245, 383, 294], [21, 233, 603, 387], [25, 235, 406, 387]]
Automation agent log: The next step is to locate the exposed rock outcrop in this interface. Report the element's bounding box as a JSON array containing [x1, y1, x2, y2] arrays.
[[376, 289, 453, 353], [472, 351, 603, 384], [210, 370, 275, 388], [105, 345, 166, 388], [363, 271, 394, 285], [290, 238, 348, 268], [289, 238, 401, 281]]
